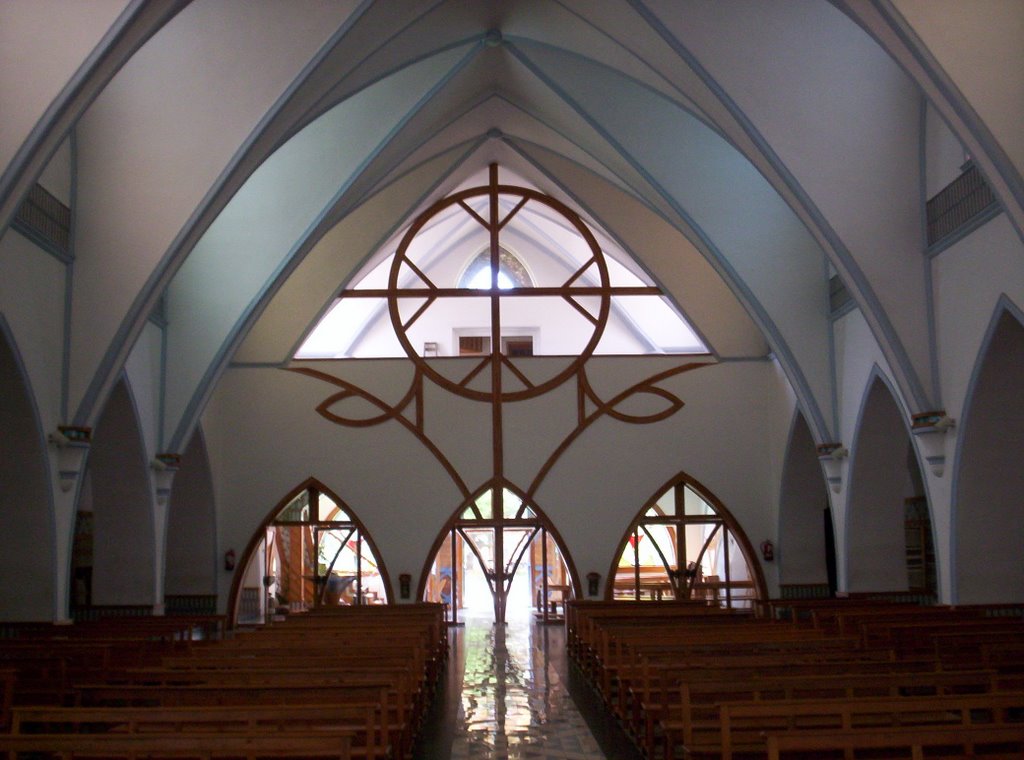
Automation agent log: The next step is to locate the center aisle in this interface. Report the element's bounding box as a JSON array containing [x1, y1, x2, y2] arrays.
[[415, 613, 643, 760]]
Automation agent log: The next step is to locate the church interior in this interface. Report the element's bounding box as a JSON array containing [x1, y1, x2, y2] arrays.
[[1, 1, 1023, 757]]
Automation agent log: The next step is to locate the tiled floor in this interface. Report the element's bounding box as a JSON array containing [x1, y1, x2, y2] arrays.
[[414, 613, 643, 760]]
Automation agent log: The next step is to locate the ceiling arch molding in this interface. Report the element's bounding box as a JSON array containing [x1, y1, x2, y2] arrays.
[[168, 141, 483, 452], [71, 36, 479, 446], [627, 0, 935, 416], [499, 46, 834, 439], [65, 0, 379, 432], [0, 0, 186, 235], [833, 0, 1024, 243]]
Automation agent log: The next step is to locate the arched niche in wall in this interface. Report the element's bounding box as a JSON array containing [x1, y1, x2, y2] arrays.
[[229, 479, 391, 626], [778, 411, 831, 594], [420, 481, 581, 626], [955, 308, 1024, 604], [164, 427, 216, 607], [606, 472, 766, 608], [77, 378, 155, 609], [846, 375, 934, 597], [0, 322, 53, 620]]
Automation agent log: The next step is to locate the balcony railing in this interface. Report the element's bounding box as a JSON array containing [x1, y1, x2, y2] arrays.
[[13, 182, 71, 254], [926, 162, 998, 248]]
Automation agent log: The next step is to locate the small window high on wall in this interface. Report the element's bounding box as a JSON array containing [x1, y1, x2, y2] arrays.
[[231, 480, 390, 625], [609, 474, 765, 608]]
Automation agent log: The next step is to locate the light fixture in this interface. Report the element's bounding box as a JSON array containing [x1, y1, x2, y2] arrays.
[[816, 443, 848, 493], [48, 426, 91, 493], [912, 411, 955, 477]]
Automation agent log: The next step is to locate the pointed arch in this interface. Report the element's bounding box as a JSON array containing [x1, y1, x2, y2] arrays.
[[0, 316, 55, 620], [419, 480, 582, 625], [845, 370, 933, 596], [228, 478, 392, 626], [778, 409, 830, 589], [164, 426, 217, 598], [953, 301, 1024, 603], [79, 376, 156, 608], [606, 471, 766, 607]]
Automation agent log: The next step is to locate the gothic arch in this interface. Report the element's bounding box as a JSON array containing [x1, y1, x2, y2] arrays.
[[954, 303, 1024, 603], [606, 471, 766, 607], [778, 410, 830, 588], [845, 371, 933, 595], [0, 317, 54, 620], [77, 377, 156, 609], [419, 481, 581, 625], [164, 426, 217, 599], [228, 478, 392, 626]]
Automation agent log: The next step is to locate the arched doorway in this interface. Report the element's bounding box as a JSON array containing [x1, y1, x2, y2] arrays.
[[230, 479, 391, 625], [0, 322, 53, 620], [421, 482, 579, 625], [778, 411, 832, 596], [608, 473, 765, 608], [846, 375, 934, 597], [75, 379, 156, 613], [955, 308, 1024, 603]]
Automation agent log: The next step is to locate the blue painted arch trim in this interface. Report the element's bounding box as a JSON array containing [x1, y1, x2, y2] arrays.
[[506, 44, 833, 443], [629, 0, 933, 420], [70, 0, 380, 430], [860, 0, 1024, 242], [167, 136, 485, 452], [502, 137, 720, 360], [282, 138, 486, 367], [0, 0, 187, 235]]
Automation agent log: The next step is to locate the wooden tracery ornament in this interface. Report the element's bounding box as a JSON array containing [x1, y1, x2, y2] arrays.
[[289, 165, 708, 617]]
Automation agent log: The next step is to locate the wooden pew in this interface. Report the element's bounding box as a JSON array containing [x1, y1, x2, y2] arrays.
[[72, 681, 403, 752], [1, 606, 443, 759], [10, 703, 382, 760], [720, 691, 1024, 758], [766, 724, 1024, 759], [0, 669, 12, 731], [659, 668, 1001, 760], [569, 600, 1024, 759], [0, 730, 356, 759]]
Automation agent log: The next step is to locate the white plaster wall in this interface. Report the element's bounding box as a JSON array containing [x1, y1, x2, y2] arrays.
[[846, 380, 913, 592], [928, 216, 1023, 601], [932, 214, 1024, 434], [202, 357, 789, 609], [832, 310, 906, 591], [68, 0, 358, 415], [124, 321, 162, 456], [36, 136, 72, 206], [0, 230, 66, 436], [778, 410, 829, 585], [895, 0, 1024, 181], [162, 44, 473, 443], [165, 430, 217, 596], [0, 314, 54, 620], [644, 0, 933, 406], [925, 102, 966, 199], [0, 0, 129, 178], [88, 381, 156, 605], [953, 314, 1024, 603]]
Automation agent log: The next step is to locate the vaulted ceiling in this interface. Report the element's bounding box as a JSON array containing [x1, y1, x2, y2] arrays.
[[2, 1, 1021, 454]]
